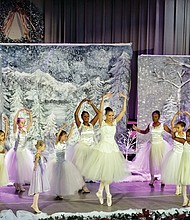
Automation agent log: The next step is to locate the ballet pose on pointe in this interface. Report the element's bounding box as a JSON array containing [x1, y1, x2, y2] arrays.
[[161, 111, 186, 195], [0, 115, 9, 187], [28, 140, 50, 214], [48, 123, 85, 199], [172, 126, 190, 207], [132, 110, 171, 187], [6, 107, 33, 192], [81, 93, 129, 206], [73, 98, 99, 193]]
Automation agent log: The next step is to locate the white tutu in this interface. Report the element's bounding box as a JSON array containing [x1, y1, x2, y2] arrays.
[[177, 142, 190, 185], [48, 158, 85, 196], [0, 153, 9, 186], [5, 148, 34, 184]]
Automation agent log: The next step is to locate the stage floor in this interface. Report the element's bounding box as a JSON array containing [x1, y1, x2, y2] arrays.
[[0, 180, 187, 216]]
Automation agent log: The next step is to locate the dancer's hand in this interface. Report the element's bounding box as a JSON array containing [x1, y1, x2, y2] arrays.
[[184, 111, 190, 116], [119, 93, 127, 99], [103, 93, 112, 99], [132, 124, 138, 131], [175, 111, 182, 115], [3, 115, 8, 123]]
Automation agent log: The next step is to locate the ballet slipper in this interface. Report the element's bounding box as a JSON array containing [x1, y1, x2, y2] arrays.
[[175, 186, 181, 195], [182, 199, 189, 207], [96, 191, 104, 205], [107, 194, 112, 207], [13, 183, 20, 191], [31, 205, 41, 214], [82, 186, 90, 193]]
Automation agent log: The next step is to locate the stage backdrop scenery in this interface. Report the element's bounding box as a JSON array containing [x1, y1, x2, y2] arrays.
[[0, 43, 132, 154], [137, 55, 190, 146]]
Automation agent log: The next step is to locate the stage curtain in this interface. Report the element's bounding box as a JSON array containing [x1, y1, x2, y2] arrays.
[[44, 0, 190, 120]]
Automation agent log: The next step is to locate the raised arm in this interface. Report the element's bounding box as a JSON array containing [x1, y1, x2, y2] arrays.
[[115, 93, 127, 123], [171, 111, 182, 129], [67, 122, 74, 140], [99, 93, 112, 126], [25, 108, 33, 131], [3, 116, 8, 139], [13, 108, 24, 133], [132, 124, 150, 134], [184, 111, 190, 129], [74, 99, 87, 128], [88, 100, 100, 126]]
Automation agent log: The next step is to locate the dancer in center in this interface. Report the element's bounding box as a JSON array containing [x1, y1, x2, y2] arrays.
[[81, 93, 129, 206]]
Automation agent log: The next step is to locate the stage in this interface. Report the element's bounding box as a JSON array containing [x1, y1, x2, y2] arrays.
[[1, 179, 190, 219]]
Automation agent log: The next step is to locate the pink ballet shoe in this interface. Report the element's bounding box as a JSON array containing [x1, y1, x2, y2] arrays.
[[96, 191, 104, 205], [107, 194, 112, 207], [31, 205, 41, 214]]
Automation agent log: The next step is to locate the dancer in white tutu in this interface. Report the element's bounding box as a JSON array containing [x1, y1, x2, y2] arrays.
[[6, 107, 33, 192], [81, 93, 129, 206], [48, 123, 85, 199], [73, 98, 99, 193], [28, 140, 50, 214], [0, 115, 9, 187], [172, 127, 190, 207], [132, 110, 171, 188], [161, 111, 186, 195]]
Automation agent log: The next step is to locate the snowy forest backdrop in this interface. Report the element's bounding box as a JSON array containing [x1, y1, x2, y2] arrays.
[[137, 55, 190, 145], [0, 43, 132, 152]]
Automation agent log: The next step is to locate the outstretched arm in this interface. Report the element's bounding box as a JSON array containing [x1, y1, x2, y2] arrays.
[[88, 100, 100, 126], [74, 99, 87, 128], [164, 124, 171, 134], [55, 123, 67, 145], [172, 130, 186, 144], [115, 93, 127, 123], [25, 108, 33, 131], [132, 124, 150, 134], [99, 93, 112, 126], [3, 116, 8, 139], [67, 122, 74, 140], [13, 108, 24, 133], [171, 111, 182, 129]]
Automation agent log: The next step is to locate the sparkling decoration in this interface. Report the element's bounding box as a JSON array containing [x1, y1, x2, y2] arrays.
[[0, 0, 44, 43], [137, 56, 190, 145]]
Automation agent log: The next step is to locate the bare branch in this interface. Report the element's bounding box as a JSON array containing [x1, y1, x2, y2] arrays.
[[181, 78, 190, 88], [168, 57, 190, 69]]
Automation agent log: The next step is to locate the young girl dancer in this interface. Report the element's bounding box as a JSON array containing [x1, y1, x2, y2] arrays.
[[73, 98, 99, 193], [161, 111, 186, 195], [132, 110, 171, 187], [0, 116, 9, 187], [81, 93, 129, 206], [48, 123, 85, 199], [6, 107, 33, 192], [28, 140, 50, 214], [172, 127, 190, 207]]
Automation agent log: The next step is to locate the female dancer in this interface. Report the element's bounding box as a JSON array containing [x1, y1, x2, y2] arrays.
[[132, 110, 171, 187], [73, 98, 99, 193], [161, 111, 186, 195], [0, 116, 9, 187], [29, 140, 50, 213], [172, 128, 190, 206], [6, 107, 33, 192], [81, 93, 129, 206], [48, 123, 85, 199]]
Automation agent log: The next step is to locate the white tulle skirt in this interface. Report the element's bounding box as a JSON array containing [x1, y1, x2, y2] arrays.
[[177, 150, 190, 185], [5, 148, 34, 184], [161, 149, 183, 184], [48, 159, 85, 196], [72, 142, 92, 172], [81, 147, 129, 184], [0, 154, 9, 186]]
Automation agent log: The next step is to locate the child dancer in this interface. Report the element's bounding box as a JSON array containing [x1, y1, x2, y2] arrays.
[[132, 110, 171, 187], [0, 116, 9, 187], [161, 111, 186, 195], [81, 93, 129, 206], [6, 107, 33, 192], [73, 98, 99, 193], [28, 140, 50, 213], [48, 123, 85, 199], [172, 128, 190, 206]]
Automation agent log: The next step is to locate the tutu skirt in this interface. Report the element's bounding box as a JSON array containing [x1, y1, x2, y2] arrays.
[[0, 154, 9, 186], [161, 149, 182, 184], [73, 142, 91, 172], [28, 162, 50, 195], [48, 159, 85, 196], [5, 148, 34, 184], [177, 149, 190, 185], [81, 148, 129, 184]]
